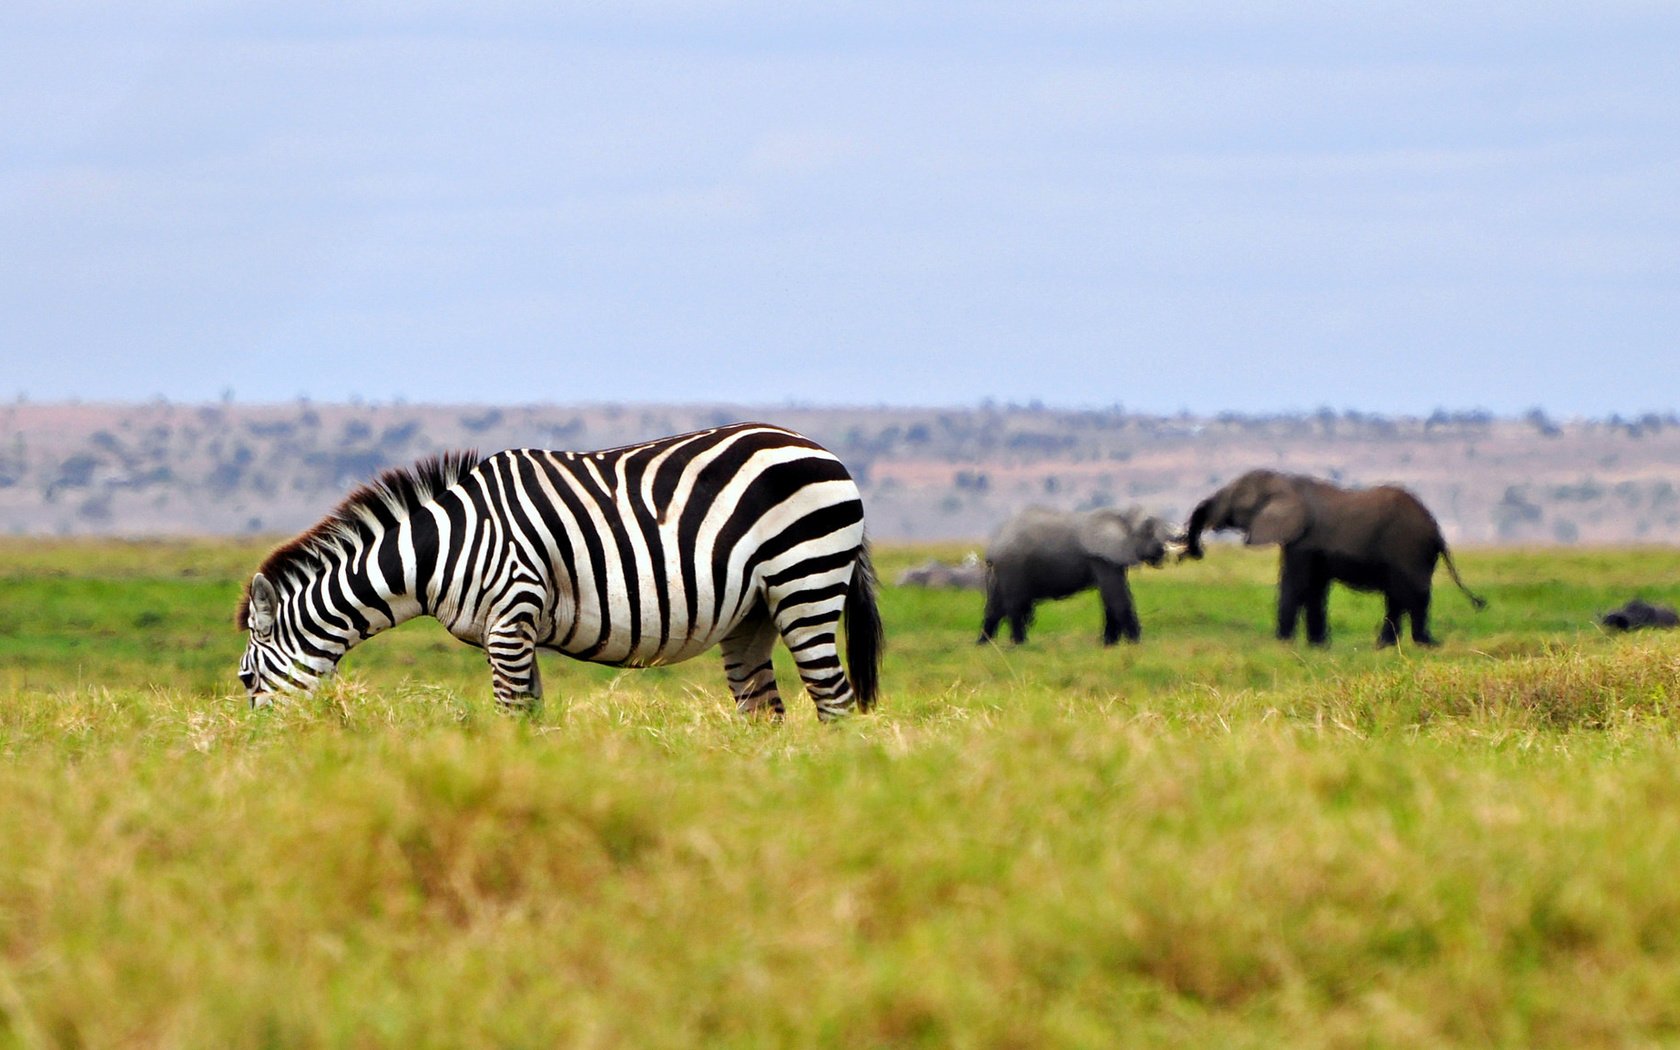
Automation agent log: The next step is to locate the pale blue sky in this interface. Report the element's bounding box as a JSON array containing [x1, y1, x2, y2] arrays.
[[3, 3, 1676, 414]]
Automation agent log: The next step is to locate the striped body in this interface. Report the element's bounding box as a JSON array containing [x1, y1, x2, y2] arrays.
[[237, 423, 882, 720]]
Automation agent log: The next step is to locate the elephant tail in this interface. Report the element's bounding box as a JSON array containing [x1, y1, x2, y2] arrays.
[[844, 543, 884, 713], [1440, 542, 1488, 611]]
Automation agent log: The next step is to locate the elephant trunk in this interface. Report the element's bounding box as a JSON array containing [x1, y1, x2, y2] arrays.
[[1182, 498, 1215, 560]]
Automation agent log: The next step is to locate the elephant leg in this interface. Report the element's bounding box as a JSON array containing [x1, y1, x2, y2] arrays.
[[1409, 583, 1439, 647], [1303, 573, 1332, 647], [979, 586, 1006, 645], [1096, 565, 1139, 645], [1276, 550, 1313, 641], [1008, 602, 1032, 645], [1377, 591, 1404, 648]]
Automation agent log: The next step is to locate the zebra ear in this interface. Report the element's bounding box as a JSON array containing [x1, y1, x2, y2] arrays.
[[248, 573, 279, 633]]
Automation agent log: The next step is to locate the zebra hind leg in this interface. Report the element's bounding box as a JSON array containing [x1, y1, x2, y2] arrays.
[[485, 618, 544, 714], [774, 607, 856, 723], [720, 610, 785, 719]]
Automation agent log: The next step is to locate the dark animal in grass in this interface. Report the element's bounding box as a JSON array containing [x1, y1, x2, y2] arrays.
[[1183, 469, 1485, 648], [979, 506, 1177, 646], [1599, 599, 1680, 632]]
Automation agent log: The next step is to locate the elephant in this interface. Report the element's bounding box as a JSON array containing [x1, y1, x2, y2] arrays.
[[979, 506, 1177, 646], [1182, 470, 1485, 648]]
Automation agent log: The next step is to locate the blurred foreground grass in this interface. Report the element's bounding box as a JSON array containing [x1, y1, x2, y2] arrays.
[[3, 538, 1680, 1047]]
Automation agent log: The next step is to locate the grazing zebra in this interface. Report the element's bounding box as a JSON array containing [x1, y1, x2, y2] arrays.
[[236, 423, 882, 720]]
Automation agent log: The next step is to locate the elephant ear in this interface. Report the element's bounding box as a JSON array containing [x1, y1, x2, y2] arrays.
[[1075, 511, 1139, 566], [1247, 488, 1310, 547]]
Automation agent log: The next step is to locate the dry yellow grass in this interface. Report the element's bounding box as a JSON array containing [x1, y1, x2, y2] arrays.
[[3, 539, 1680, 1046]]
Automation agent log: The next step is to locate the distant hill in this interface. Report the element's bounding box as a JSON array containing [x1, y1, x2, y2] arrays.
[[4, 401, 1679, 544]]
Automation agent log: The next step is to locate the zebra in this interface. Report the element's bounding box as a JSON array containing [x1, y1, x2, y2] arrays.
[[236, 422, 882, 720]]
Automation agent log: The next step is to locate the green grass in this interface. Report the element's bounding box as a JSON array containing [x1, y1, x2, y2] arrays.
[[5, 538, 1680, 1047]]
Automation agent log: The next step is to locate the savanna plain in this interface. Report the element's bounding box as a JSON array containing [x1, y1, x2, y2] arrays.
[[5, 538, 1680, 1048]]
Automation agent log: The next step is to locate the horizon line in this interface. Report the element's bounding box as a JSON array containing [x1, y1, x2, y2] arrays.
[[3, 396, 1675, 427]]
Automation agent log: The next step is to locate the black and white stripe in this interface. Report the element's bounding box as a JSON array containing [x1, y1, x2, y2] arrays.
[[237, 423, 882, 720]]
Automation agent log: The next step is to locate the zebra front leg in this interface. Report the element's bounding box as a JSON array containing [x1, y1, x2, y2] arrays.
[[719, 612, 785, 720], [484, 618, 544, 713]]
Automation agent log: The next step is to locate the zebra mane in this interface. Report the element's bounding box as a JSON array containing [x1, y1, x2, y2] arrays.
[[235, 450, 482, 629]]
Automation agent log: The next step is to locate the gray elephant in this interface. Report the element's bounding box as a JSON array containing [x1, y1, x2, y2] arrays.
[[1183, 469, 1485, 648], [979, 506, 1176, 646]]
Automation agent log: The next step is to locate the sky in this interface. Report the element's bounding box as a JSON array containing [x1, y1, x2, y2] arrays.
[[3, 2, 1677, 416]]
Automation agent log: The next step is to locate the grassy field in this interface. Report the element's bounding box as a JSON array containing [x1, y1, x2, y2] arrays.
[[4, 537, 1680, 1047]]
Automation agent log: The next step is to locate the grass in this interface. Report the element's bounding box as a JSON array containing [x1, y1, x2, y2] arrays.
[[4, 537, 1680, 1047]]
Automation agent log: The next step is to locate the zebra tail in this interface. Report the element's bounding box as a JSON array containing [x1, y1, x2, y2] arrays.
[[845, 544, 884, 712]]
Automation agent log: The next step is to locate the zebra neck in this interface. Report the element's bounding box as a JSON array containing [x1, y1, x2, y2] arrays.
[[329, 529, 428, 645]]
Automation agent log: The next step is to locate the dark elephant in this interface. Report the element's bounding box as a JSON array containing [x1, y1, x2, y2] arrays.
[[979, 506, 1176, 646], [1182, 470, 1485, 648]]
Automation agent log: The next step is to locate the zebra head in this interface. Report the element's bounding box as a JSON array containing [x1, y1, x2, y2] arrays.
[[238, 571, 342, 707]]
